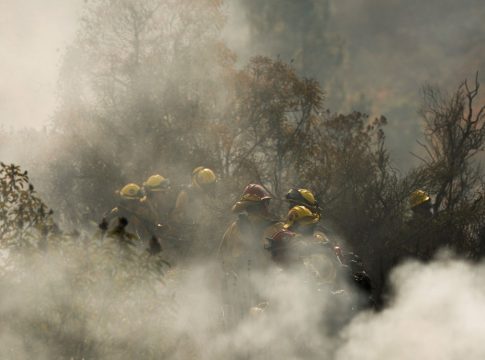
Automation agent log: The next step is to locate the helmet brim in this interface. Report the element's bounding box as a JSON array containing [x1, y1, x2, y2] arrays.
[[146, 187, 169, 192], [120, 195, 140, 200], [232, 198, 270, 213], [410, 196, 431, 209], [232, 201, 247, 213], [305, 216, 320, 225]]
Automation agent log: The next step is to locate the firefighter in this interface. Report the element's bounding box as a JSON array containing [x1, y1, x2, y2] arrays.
[[267, 205, 338, 282], [270, 205, 374, 309], [218, 183, 283, 272], [100, 183, 161, 253], [169, 167, 220, 258], [285, 188, 321, 214], [285, 188, 336, 238], [382, 189, 437, 305], [284, 188, 364, 277], [102, 183, 144, 231], [142, 174, 174, 224], [409, 189, 433, 220], [404, 189, 435, 260], [218, 184, 283, 327], [171, 167, 217, 223]]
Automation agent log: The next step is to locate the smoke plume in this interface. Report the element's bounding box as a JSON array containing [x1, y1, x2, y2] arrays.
[[1, 238, 484, 359]]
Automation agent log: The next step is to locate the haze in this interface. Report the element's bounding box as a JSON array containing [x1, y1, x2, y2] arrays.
[[0, 0, 82, 130]]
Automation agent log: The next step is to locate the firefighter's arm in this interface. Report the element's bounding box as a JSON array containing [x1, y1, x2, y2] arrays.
[[218, 222, 240, 271], [265, 226, 297, 266], [100, 207, 120, 229]]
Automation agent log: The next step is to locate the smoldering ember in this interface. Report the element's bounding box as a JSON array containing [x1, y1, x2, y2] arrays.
[[1, 1, 485, 359]]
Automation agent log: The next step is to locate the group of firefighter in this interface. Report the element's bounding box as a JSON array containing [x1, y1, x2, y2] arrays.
[[99, 166, 219, 258], [99, 165, 436, 314]]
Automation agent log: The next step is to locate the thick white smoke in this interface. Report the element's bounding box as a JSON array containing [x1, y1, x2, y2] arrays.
[[1, 240, 484, 359], [337, 255, 485, 360]]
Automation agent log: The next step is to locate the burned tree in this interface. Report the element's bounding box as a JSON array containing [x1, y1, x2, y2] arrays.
[[418, 73, 485, 213], [227, 56, 324, 196], [413, 74, 485, 257]]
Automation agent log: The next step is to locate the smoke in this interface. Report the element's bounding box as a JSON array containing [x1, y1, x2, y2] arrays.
[[1, 2, 485, 357], [337, 255, 485, 359], [225, 0, 485, 168], [0, 237, 346, 359], [1, 235, 485, 359], [2, 0, 485, 172], [0, 0, 82, 130], [5, 0, 484, 129]]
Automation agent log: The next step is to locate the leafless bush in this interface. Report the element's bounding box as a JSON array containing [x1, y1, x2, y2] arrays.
[[409, 74, 485, 257]]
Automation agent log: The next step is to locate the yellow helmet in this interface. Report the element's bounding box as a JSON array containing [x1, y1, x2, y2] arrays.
[[286, 188, 319, 210], [192, 167, 216, 189], [119, 183, 143, 200], [143, 174, 169, 192], [284, 205, 320, 229], [298, 189, 317, 205], [409, 190, 431, 209]]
